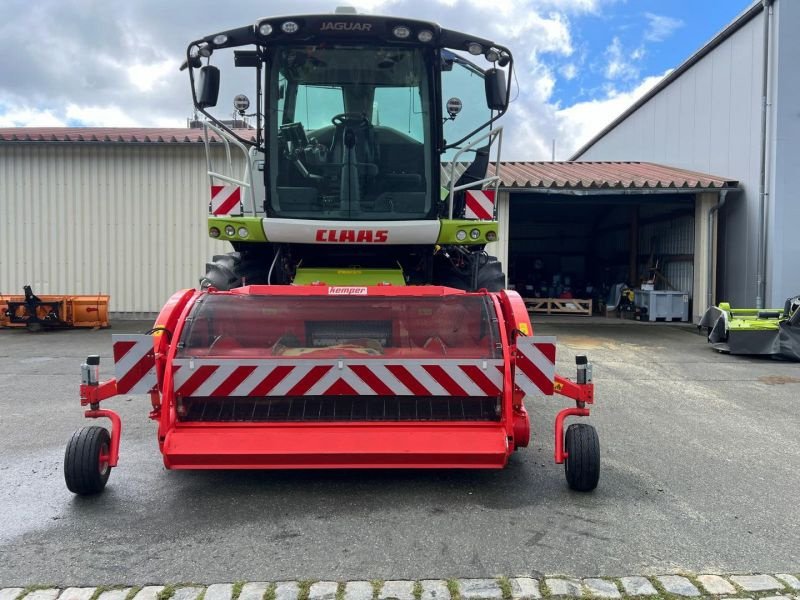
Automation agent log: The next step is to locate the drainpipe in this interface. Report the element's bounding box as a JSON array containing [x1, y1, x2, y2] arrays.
[[756, 0, 774, 309], [707, 190, 729, 311]]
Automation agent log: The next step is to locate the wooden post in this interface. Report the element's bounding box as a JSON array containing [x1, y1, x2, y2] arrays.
[[629, 205, 639, 285]]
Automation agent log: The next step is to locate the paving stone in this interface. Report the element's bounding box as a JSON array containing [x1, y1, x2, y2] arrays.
[[132, 588, 164, 600], [583, 579, 620, 599], [21, 591, 60, 600], [509, 578, 541, 600], [458, 579, 502, 600], [378, 581, 415, 600], [274, 582, 299, 600], [777, 576, 800, 591], [171, 588, 204, 600], [308, 582, 338, 600], [239, 583, 269, 600], [545, 579, 583, 597], [58, 590, 97, 600], [697, 575, 737, 595], [655, 576, 700, 597], [619, 577, 658, 596], [0, 589, 24, 600], [730, 575, 783, 592], [97, 590, 132, 600], [203, 585, 233, 600], [760, 596, 789, 600], [420, 580, 450, 600], [344, 582, 373, 600]]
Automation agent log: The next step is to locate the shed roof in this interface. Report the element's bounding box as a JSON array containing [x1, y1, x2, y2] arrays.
[[0, 127, 738, 192], [493, 161, 738, 192], [0, 127, 256, 144]]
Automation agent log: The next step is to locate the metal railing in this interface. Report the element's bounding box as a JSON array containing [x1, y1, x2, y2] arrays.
[[444, 127, 503, 220], [202, 121, 257, 216]]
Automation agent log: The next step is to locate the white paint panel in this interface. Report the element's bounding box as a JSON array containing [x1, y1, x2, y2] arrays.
[[262, 218, 440, 244]]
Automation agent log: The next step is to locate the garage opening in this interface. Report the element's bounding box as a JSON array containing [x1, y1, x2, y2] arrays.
[[507, 193, 695, 320]]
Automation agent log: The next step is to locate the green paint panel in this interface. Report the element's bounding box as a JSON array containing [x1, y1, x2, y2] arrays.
[[437, 219, 499, 245], [207, 217, 267, 242], [293, 267, 406, 286]]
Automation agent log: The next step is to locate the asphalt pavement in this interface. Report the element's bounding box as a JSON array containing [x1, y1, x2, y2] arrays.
[[1, 318, 799, 585]]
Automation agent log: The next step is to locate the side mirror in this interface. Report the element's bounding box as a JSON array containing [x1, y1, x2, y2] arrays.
[[485, 68, 507, 111], [196, 65, 220, 108]]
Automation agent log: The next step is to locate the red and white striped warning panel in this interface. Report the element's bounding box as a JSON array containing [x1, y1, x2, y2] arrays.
[[514, 336, 556, 396], [170, 358, 504, 397], [112, 334, 157, 394], [464, 190, 496, 220], [209, 185, 243, 216]]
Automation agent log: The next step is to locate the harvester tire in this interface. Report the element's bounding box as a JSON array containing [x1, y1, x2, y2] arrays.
[[564, 423, 600, 492], [200, 251, 268, 291], [64, 426, 112, 495], [439, 254, 506, 292]]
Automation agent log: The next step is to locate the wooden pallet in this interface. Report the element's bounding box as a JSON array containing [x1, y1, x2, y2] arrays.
[[523, 297, 592, 316]]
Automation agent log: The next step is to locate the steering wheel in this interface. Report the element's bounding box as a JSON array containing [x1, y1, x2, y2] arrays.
[[331, 112, 370, 127]]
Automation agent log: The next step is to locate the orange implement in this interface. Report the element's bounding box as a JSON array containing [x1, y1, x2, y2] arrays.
[[0, 286, 109, 330]]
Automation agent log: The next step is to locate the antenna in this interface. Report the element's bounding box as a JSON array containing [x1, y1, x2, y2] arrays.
[[551, 139, 556, 161]]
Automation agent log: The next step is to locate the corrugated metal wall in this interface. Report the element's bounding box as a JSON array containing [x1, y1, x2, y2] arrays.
[[0, 143, 231, 315]]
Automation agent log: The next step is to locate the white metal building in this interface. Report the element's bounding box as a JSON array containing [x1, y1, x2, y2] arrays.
[[572, 0, 799, 309]]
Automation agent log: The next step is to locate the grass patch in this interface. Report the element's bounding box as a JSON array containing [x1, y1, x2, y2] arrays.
[[369, 580, 385, 600], [297, 581, 316, 600], [90, 586, 131, 600], [231, 583, 246, 600], [157, 586, 177, 600], [15, 586, 58, 600], [412, 582, 423, 600], [335, 583, 345, 600], [445, 580, 460, 600], [496, 577, 513, 600], [125, 588, 142, 600], [538, 579, 552, 599], [263, 584, 277, 600]]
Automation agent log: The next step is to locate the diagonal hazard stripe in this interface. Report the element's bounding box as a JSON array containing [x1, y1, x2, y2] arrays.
[[209, 365, 257, 397], [516, 352, 554, 395], [248, 365, 294, 396], [323, 378, 359, 395], [459, 365, 502, 396], [176, 365, 219, 396], [386, 365, 431, 396], [116, 352, 156, 394], [212, 188, 241, 216], [349, 365, 395, 395], [287, 365, 332, 396], [422, 364, 468, 396]]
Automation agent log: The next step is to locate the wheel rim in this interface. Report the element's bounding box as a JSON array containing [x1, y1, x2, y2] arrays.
[[98, 443, 110, 476]]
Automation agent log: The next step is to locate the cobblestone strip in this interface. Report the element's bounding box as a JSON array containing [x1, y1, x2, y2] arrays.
[[4, 573, 800, 600]]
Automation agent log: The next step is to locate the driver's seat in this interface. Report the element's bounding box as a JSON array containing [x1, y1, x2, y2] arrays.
[[328, 116, 380, 168]]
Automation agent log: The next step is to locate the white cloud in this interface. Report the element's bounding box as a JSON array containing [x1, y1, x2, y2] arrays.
[[64, 104, 142, 127], [644, 12, 684, 42], [555, 70, 670, 158], [127, 60, 176, 93], [560, 63, 578, 80], [0, 105, 66, 127], [604, 36, 640, 80]]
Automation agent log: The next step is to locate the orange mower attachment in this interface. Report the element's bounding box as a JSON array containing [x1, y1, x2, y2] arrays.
[[63, 285, 598, 495]]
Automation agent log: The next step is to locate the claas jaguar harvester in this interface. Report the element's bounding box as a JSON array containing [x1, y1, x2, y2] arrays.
[[63, 9, 601, 495]]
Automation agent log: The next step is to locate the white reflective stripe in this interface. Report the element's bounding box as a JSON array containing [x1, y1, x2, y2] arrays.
[[446, 367, 486, 396], [270, 364, 315, 396], [515, 335, 556, 396], [210, 186, 242, 215], [366, 363, 414, 395], [484, 365, 505, 390], [514, 370, 537, 397], [341, 368, 375, 395], [466, 190, 495, 218], [112, 337, 152, 379], [193, 363, 238, 396], [306, 368, 342, 395], [231, 364, 274, 396], [405, 364, 449, 395]]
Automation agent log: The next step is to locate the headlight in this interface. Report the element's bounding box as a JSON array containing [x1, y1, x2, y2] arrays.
[[456, 230, 467, 241], [393, 25, 411, 39], [470, 228, 481, 240], [258, 23, 273, 36], [224, 225, 236, 237], [485, 47, 501, 62], [237, 227, 249, 238], [486, 230, 498, 241], [209, 227, 221, 238], [417, 30, 434, 42], [467, 42, 483, 55], [212, 34, 228, 46], [281, 21, 299, 34]]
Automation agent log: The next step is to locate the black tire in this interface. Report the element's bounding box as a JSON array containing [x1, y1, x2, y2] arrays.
[[438, 254, 506, 292], [64, 426, 112, 495], [564, 423, 600, 492], [200, 250, 269, 291]]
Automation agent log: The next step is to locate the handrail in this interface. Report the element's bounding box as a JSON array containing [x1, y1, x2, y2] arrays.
[[445, 127, 503, 220], [202, 121, 257, 216]]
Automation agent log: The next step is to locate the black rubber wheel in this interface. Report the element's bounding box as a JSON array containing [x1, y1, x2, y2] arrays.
[[64, 426, 112, 495], [564, 423, 600, 492], [438, 254, 506, 292], [200, 250, 269, 291]]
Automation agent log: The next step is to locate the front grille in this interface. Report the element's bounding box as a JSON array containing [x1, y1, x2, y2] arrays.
[[178, 396, 500, 422]]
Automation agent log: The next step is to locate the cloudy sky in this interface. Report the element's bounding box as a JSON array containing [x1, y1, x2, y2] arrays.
[[0, 0, 753, 159]]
